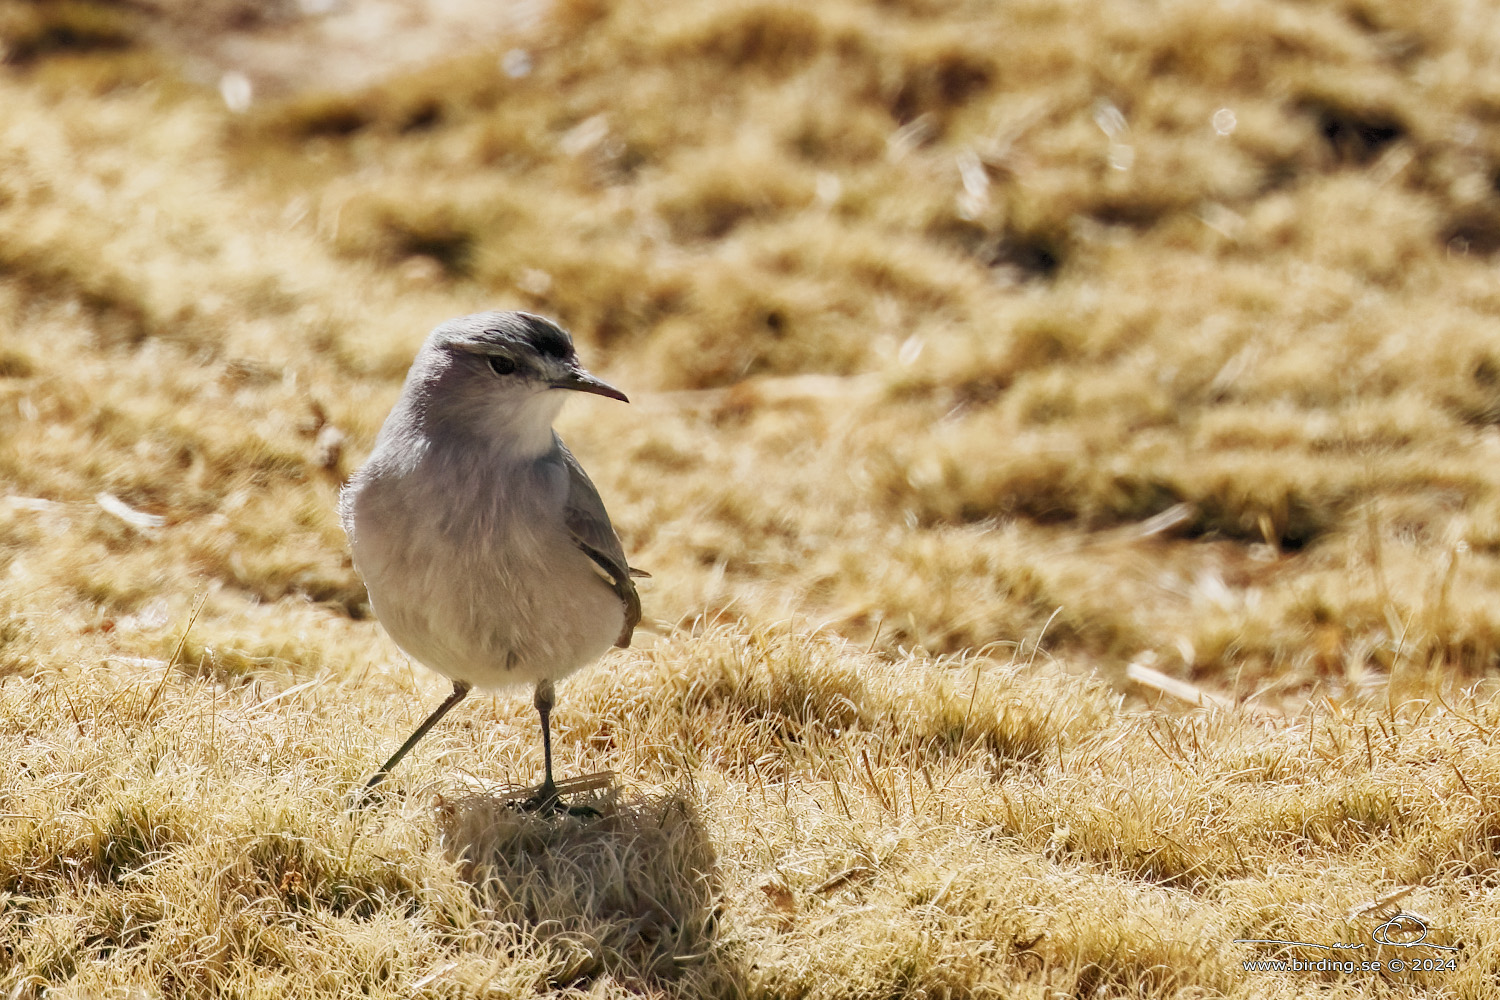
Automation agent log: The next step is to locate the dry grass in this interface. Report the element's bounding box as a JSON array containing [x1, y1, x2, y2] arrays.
[[7, 0, 1500, 994]]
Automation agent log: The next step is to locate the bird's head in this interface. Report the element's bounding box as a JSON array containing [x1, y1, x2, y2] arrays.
[[402, 311, 628, 457]]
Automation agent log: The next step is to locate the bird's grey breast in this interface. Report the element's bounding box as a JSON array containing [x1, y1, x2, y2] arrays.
[[355, 432, 567, 584]]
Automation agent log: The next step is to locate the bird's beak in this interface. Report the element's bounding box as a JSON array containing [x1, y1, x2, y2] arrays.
[[551, 366, 629, 403]]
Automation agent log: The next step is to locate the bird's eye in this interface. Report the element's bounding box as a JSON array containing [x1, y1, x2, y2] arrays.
[[488, 355, 517, 376]]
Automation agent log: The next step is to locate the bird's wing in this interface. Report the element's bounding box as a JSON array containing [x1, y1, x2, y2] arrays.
[[554, 436, 641, 647]]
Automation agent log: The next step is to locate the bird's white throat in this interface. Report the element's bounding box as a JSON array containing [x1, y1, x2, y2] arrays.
[[478, 389, 568, 461]]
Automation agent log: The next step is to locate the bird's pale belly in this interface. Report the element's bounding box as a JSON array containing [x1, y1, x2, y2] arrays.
[[353, 506, 623, 691]]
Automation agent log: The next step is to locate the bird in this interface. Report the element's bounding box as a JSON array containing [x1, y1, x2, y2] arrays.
[[339, 310, 641, 809]]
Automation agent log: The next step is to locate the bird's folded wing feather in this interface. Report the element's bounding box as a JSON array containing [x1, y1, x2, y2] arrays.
[[555, 438, 642, 647]]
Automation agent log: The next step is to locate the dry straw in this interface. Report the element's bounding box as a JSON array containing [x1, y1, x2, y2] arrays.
[[5, 0, 1500, 994]]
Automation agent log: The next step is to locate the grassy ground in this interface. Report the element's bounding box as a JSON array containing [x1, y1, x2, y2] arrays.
[[5, 0, 1500, 994]]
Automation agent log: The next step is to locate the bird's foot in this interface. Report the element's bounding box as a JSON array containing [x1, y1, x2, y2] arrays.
[[347, 772, 392, 812], [514, 781, 598, 818], [518, 792, 599, 818], [508, 770, 614, 817]]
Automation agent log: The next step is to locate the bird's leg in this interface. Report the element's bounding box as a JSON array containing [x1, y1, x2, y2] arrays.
[[351, 680, 472, 809], [532, 678, 559, 807], [521, 678, 600, 817]]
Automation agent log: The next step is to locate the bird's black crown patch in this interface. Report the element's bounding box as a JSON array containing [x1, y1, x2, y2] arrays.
[[516, 315, 575, 361]]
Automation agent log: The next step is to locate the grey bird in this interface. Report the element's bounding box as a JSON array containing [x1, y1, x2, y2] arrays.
[[340, 310, 641, 809]]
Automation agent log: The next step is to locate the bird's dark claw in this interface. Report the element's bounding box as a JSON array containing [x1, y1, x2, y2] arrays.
[[515, 780, 599, 817]]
